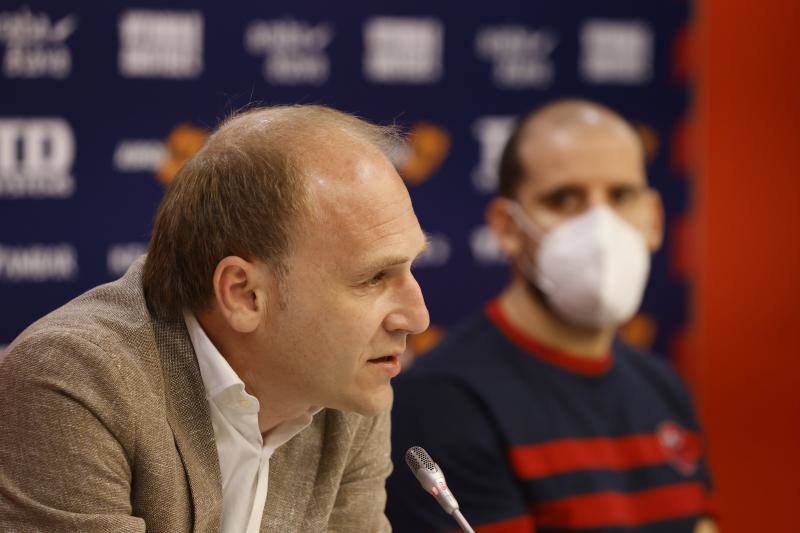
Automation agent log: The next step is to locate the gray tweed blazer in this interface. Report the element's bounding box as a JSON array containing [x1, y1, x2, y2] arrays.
[[0, 259, 392, 532]]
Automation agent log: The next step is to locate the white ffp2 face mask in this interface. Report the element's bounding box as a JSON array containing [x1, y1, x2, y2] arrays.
[[509, 203, 651, 329]]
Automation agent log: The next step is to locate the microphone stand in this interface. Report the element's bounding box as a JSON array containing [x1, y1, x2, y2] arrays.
[[452, 509, 475, 533]]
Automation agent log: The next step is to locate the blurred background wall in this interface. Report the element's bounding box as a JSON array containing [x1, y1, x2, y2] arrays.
[[0, 0, 797, 531], [0, 0, 691, 360]]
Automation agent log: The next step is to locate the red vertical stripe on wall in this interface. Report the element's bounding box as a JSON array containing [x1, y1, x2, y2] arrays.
[[696, 1, 800, 531]]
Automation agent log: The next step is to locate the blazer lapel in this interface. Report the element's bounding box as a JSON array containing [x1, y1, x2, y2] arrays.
[[260, 412, 326, 532], [154, 317, 223, 533]]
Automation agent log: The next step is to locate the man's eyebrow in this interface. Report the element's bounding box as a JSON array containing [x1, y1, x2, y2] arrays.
[[355, 236, 430, 278], [616, 183, 649, 191], [414, 236, 431, 264]]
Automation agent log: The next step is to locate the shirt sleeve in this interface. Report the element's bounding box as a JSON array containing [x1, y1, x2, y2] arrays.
[[640, 351, 718, 519], [387, 374, 535, 533]]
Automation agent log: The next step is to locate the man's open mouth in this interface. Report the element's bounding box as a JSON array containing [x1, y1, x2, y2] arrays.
[[368, 355, 398, 364], [367, 354, 402, 377]]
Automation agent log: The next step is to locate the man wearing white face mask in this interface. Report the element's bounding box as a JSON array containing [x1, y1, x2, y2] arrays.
[[505, 201, 652, 331], [387, 100, 718, 533]]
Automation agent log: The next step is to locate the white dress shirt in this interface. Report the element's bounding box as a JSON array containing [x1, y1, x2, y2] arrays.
[[184, 312, 319, 533]]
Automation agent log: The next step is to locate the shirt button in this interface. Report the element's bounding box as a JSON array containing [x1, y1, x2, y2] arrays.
[[239, 399, 251, 409]]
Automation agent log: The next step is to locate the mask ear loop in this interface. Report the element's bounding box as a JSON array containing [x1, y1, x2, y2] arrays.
[[505, 201, 556, 294], [506, 201, 544, 240]]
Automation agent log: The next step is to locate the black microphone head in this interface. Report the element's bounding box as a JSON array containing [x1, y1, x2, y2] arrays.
[[405, 446, 438, 473]]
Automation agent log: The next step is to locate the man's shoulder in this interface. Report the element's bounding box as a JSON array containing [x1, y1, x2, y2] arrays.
[[614, 341, 686, 388], [2, 259, 156, 378], [613, 341, 699, 419]]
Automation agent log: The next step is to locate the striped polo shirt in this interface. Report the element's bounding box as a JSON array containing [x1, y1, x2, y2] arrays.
[[387, 300, 715, 533]]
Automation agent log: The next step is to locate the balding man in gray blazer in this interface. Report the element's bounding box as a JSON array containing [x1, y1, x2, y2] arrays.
[[0, 105, 430, 532]]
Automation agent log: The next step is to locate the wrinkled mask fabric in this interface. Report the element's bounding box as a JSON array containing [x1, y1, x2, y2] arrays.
[[508, 203, 650, 329]]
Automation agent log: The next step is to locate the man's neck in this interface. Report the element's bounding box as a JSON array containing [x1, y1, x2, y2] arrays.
[[499, 276, 616, 359], [195, 312, 312, 435], [231, 362, 313, 436]]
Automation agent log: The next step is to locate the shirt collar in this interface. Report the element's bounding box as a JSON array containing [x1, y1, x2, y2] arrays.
[[485, 299, 614, 377], [184, 311, 244, 400]]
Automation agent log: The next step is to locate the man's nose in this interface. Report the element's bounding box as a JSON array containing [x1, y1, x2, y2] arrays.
[[384, 275, 430, 335], [587, 189, 608, 209]]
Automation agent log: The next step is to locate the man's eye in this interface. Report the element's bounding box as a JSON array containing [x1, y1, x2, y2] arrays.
[[364, 272, 387, 287], [610, 187, 641, 205], [543, 188, 582, 212]]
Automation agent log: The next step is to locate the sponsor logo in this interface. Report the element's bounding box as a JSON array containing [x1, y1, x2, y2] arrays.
[[670, 115, 694, 175], [409, 325, 444, 356], [393, 122, 451, 185], [401, 324, 445, 369], [636, 122, 659, 163], [113, 140, 166, 173], [669, 326, 700, 386], [475, 25, 557, 89], [471, 116, 516, 193], [413, 233, 451, 268], [113, 123, 207, 182], [671, 24, 693, 84], [0, 6, 77, 79], [657, 421, 701, 476], [0, 118, 75, 198], [0, 243, 78, 282], [156, 123, 207, 185], [618, 313, 658, 351], [118, 10, 203, 79], [470, 225, 507, 265], [107, 243, 148, 278], [244, 17, 333, 85], [669, 213, 695, 281], [363, 17, 443, 84], [580, 19, 653, 85]]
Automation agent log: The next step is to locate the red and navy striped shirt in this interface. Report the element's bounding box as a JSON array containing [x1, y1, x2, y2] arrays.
[[387, 301, 715, 533]]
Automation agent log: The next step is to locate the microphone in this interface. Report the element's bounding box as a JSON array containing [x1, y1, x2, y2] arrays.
[[405, 446, 475, 533]]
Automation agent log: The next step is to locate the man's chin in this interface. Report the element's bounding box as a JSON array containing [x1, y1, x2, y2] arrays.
[[341, 387, 394, 417]]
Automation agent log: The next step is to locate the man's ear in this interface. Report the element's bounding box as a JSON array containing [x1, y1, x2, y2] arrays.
[[485, 197, 525, 258], [644, 189, 665, 252], [211, 256, 269, 333]]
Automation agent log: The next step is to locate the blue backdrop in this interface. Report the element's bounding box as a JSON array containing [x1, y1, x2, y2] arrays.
[[0, 1, 692, 361]]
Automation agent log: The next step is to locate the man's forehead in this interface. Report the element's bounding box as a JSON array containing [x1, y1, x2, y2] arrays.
[[305, 141, 398, 198], [517, 125, 646, 189], [296, 147, 424, 262], [332, 200, 423, 252], [520, 119, 642, 155], [313, 179, 411, 231]]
